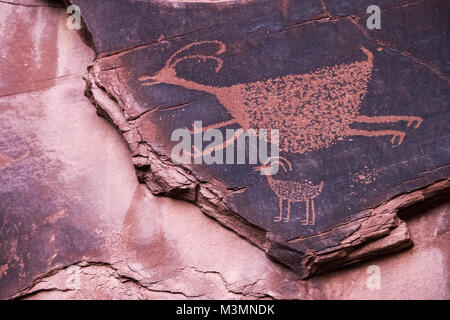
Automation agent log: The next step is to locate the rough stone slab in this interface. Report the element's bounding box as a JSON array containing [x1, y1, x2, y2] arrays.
[[0, 2, 306, 300], [71, 0, 449, 277]]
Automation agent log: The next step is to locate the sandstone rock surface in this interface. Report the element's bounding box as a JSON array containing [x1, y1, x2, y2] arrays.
[[75, 0, 449, 277], [0, 0, 448, 300]]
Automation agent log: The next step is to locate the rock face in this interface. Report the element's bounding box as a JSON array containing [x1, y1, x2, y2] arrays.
[[75, 0, 449, 277], [0, 0, 449, 300], [0, 0, 304, 300]]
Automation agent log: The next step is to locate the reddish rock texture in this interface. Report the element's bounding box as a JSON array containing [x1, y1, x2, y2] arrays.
[[77, 0, 449, 278], [0, 0, 449, 300]]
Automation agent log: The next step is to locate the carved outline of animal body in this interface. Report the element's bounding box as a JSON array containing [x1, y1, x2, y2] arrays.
[[139, 40, 423, 157], [254, 156, 323, 225]]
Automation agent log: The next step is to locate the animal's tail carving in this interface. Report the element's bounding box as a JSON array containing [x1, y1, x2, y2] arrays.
[[360, 47, 373, 64], [318, 181, 324, 193]]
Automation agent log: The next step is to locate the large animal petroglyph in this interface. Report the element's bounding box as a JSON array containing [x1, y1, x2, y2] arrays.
[[140, 40, 423, 225]]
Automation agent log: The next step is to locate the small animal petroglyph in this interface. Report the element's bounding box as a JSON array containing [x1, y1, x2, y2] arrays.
[[254, 157, 323, 225]]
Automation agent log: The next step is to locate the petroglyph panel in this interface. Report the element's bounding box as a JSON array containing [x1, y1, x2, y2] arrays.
[[71, 0, 449, 277]]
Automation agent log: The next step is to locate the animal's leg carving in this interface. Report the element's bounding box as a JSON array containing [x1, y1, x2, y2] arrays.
[[186, 128, 245, 159], [275, 198, 283, 222], [302, 200, 309, 225], [354, 115, 423, 129], [310, 199, 315, 226], [347, 128, 406, 146], [284, 200, 291, 222], [186, 119, 238, 135]]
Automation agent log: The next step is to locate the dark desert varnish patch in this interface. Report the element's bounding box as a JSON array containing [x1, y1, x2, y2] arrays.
[[76, 0, 450, 277]]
